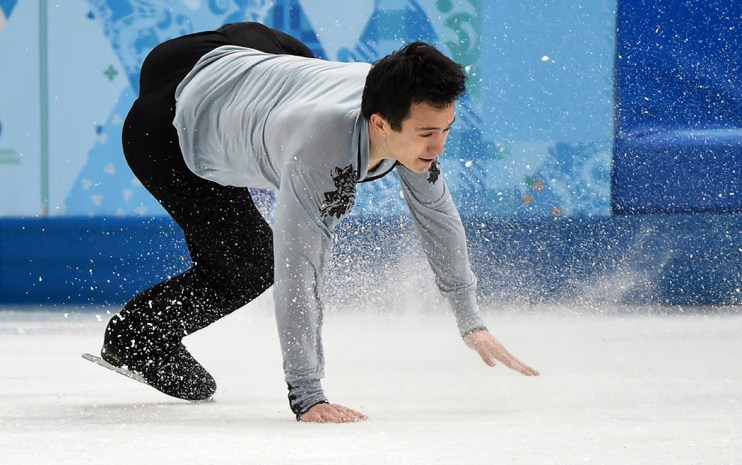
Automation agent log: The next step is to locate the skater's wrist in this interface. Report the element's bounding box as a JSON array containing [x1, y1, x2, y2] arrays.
[[287, 379, 328, 419], [444, 284, 487, 337], [294, 400, 329, 421], [461, 325, 488, 338]]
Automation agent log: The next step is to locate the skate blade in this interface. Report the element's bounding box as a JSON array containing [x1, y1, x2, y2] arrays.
[[82, 353, 215, 402], [82, 353, 149, 386]]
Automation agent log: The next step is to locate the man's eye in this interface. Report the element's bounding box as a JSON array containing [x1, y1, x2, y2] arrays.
[[421, 133, 433, 138]]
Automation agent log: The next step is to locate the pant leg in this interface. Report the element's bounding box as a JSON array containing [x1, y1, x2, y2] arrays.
[[106, 24, 311, 356], [217, 22, 315, 58]]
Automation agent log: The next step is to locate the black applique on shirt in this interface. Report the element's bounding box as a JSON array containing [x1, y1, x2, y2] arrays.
[[427, 160, 441, 184], [320, 165, 357, 219]]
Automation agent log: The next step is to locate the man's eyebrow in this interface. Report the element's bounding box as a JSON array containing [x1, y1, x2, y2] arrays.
[[415, 116, 456, 131]]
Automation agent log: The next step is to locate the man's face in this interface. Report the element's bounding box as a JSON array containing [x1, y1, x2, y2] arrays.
[[384, 101, 456, 174]]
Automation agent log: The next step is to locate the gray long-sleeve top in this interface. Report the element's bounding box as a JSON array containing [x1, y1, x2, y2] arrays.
[[173, 45, 486, 414]]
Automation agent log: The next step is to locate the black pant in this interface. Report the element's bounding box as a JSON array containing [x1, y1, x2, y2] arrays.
[[106, 23, 314, 354]]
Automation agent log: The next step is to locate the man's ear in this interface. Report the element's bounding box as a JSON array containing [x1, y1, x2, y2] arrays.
[[369, 113, 388, 135]]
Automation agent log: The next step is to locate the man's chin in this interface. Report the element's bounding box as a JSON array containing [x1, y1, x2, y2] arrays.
[[410, 159, 436, 173]]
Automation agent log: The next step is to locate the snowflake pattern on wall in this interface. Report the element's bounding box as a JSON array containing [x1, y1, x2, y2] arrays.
[[0, 0, 18, 33], [59, 0, 611, 218]]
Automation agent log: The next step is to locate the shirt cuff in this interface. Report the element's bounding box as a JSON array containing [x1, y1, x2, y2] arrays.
[[287, 379, 328, 418], [443, 284, 487, 337]]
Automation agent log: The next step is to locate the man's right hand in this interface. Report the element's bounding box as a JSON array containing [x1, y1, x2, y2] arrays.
[[299, 403, 368, 423], [464, 329, 540, 376]]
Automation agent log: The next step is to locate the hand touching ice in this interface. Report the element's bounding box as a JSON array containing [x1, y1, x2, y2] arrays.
[[298, 330, 536, 424], [300, 403, 368, 423], [464, 329, 540, 376]]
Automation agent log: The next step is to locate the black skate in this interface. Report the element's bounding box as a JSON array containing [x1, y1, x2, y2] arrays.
[[99, 342, 217, 401]]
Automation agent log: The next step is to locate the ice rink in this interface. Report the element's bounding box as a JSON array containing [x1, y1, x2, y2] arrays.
[[1, 299, 740, 465]]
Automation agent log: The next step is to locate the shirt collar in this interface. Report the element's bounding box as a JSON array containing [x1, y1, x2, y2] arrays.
[[355, 115, 370, 181]]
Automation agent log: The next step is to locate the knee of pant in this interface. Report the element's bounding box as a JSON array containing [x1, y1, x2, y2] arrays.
[[242, 258, 274, 290], [228, 247, 274, 284], [253, 257, 274, 290], [218, 259, 274, 304]]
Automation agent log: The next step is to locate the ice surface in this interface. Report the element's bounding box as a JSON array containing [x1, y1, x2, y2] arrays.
[[1, 301, 740, 465]]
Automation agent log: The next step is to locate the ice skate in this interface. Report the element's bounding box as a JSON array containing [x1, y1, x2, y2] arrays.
[[99, 337, 216, 402]]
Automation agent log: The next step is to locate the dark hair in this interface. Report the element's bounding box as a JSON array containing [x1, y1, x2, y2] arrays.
[[361, 42, 467, 130]]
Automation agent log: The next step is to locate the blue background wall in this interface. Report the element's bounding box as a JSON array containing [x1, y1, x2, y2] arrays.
[[612, 0, 742, 214], [0, 0, 739, 305]]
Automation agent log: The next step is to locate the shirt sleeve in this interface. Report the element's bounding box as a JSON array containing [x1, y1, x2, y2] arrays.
[[272, 161, 354, 416], [395, 161, 487, 337]]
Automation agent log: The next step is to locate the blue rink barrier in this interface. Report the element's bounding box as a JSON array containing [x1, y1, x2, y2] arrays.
[[1, 215, 739, 306], [612, 0, 742, 214]]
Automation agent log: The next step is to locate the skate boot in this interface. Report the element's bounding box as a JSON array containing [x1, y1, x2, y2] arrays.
[[101, 314, 216, 401]]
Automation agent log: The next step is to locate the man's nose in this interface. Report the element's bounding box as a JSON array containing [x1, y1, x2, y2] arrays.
[[429, 135, 446, 156]]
